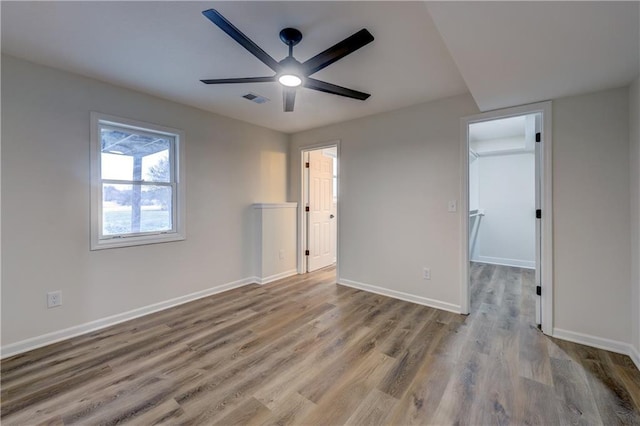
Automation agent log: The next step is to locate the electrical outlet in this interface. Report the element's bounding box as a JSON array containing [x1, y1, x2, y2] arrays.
[[279, 249, 285, 260], [423, 268, 431, 280], [47, 291, 62, 308]]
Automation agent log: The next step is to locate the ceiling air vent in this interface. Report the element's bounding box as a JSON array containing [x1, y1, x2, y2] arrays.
[[242, 93, 270, 104]]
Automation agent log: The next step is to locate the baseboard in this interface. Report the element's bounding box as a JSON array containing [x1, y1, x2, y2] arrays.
[[337, 277, 461, 314], [255, 269, 298, 285], [631, 345, 640, 371], [553, 328, 640, 370], [1, 276, 256, 359], [473, 255, 535, 269]]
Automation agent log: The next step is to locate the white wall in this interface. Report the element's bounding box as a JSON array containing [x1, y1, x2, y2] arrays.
[[468, 154, 480, 260], [290, 94, 480, 312], [254, 204, 297, 283], [553, 87, 631, 344], [469, 154, 479, 211], [630, 76, 640, 360], [1, 56, 288, 347], [470, 136, 526, 154], [473, 152, 536, 268], [290, 86, 634, 354]]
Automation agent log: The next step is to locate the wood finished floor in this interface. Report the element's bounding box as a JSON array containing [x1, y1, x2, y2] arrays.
[[2, 263, 639, 425]]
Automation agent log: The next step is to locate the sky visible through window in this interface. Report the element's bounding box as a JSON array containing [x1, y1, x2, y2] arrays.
[[102, 150, 167, 181]]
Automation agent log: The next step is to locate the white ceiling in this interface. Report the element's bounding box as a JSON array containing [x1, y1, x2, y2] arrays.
[[427, 1, 640, 112], [0, 1, 467, 133], [2, 2, 639, 133], [469, 116, 525, 142]]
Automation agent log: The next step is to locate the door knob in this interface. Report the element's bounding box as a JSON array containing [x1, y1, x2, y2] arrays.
[[330, 214, 335, 219]]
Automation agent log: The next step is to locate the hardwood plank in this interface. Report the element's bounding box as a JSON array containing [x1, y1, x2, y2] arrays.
[[215, 396, 271, 426], [470, 262, 495, 310], [607, 351, 639, 370], [1, 345, 200, 424], [301, 350, 395, 425], [469, 324, 521, 425], [2, 264, 638, 425], [174, 308, 338, 423], [518, 321, 554, 386], [613, 364, 640, 410], [386, 354, 454, 425], [377, 303, 434, 359], [377, 319, 447, 398], [176, 331, 308, 399], [429, 350, 490, 425], [124, 398, 185, 425], [515, 377, 561, 425], [35, 415, 65, 426], [550, 357, 603, 425], [1, 364, 113, 418], [582, 359, 640, 425], [62, 372, 198, 426], [296, 298, 404, 404], [343, 388, 397, 426], [258, 391, 315, 426], [252, 306, 375, 409]]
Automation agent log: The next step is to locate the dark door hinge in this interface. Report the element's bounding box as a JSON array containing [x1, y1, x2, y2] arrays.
[[305, 250, 310, 256], [305, 162, 310, 168], [536, 286, 542, 296], [305, 206, 309, 212], [536, 209, 542, 219], [535, 132, 541, 142]]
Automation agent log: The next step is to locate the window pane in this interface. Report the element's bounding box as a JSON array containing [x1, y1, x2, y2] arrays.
[[100, 126, 172, 182], [101, 152, 134, 181], [142, 150, 170, 183], [102, 184, 173, 235]]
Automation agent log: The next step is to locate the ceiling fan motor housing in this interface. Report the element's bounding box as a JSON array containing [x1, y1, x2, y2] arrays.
[[279, 28, 302, 47]]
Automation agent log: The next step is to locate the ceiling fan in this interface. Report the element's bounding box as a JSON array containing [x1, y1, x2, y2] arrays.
[[201, 8, 374, 112]]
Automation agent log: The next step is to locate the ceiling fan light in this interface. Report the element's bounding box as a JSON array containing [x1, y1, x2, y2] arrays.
[[278, 74, 302, 87]]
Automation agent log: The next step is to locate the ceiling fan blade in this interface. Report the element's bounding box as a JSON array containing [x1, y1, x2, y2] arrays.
[[304, 78, 370, 100], [301, 29, 374, 76], [283, 87, 296, 112], [202, 9, 282, 73], [201, 76, 276, 84]]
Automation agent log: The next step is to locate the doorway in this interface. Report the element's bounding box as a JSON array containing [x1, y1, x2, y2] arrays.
[[300, 143, 338, 273], [461, 102, 553, 334]]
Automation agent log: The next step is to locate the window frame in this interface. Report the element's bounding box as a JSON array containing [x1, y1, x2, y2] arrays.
[[90, 112, 186, 250]]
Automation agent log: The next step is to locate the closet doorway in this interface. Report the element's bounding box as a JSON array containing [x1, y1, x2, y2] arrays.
[[300, 144, 338, 273], [461, 102, 553, 334]]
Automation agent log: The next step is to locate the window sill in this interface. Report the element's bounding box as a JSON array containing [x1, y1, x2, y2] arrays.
[[90, 232, 185, 250]]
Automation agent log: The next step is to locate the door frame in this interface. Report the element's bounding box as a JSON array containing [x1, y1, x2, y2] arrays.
[[298, 140, 340, 276], [460, 101, 553, 335]]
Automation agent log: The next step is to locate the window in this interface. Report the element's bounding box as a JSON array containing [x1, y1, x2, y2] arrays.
[[90, 113, 185, 250]]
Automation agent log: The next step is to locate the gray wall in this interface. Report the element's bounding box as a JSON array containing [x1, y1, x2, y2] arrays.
[[630, 77, 640, 357], [291, 87, 634, 347], [291, 94, 480, 311], [1, 56, 288, 345], [553, 87, 631, 343], [473, 152, 536, 268]]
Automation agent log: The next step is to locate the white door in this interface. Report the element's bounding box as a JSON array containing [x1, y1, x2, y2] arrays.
[[534, 114, 542, 326], [307, 149, 335, 271]]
